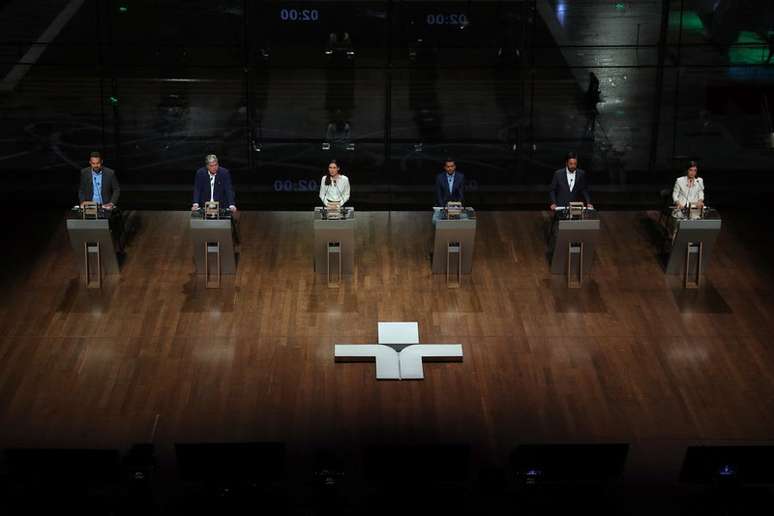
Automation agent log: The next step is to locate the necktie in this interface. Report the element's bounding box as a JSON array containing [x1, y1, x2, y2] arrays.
[[210, 174, 215, 202]]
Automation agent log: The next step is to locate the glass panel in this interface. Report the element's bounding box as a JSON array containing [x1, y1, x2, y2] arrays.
[[112, 71, 247, 186]]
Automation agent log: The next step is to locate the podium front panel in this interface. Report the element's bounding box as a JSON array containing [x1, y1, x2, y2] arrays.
[[190, 219, 236, 274], [66, 219, 120, 275], [314, 218, 355, 274], [432, 218, 476, 274], [666, 218, 721, 274], [550, 218, 600, 274]]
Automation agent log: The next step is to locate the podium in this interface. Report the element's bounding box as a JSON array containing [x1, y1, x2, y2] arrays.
[[432, 208, 476, 281], [550, 209, 599, 287], [190, 212, 236, 287], [666, 210, 721, 288], [67, 215, 120, 287], [314, 207, 355, 282]]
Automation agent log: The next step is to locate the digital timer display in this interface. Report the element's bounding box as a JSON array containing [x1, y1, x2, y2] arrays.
[[279, 8, 320, 22], [273, 179, 319, 192], [425, 13, 467, 26]]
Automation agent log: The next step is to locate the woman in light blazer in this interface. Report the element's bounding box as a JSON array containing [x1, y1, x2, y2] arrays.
[[672, 160, 704, 212], [319, 159, 350, 206]]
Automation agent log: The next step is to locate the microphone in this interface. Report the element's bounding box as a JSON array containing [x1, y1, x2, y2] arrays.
[[683, 177, 695, 215], [322, 176, 331, 203]]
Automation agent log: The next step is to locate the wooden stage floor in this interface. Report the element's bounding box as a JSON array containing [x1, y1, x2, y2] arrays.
[[1, 210, 773, 490]]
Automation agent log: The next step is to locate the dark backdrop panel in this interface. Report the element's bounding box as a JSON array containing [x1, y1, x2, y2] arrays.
[[256, 1, 388, 67], [0, 63, 114, 204], [1, 0, 774, 208], [112, 72, 248, 186]]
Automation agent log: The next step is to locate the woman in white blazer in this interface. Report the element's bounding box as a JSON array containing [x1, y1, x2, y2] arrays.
[[319, 159, 350, 206], [672, 161, 704, 211]]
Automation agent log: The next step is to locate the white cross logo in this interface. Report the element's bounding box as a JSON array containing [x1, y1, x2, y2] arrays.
[[334, 322, 463, 380]]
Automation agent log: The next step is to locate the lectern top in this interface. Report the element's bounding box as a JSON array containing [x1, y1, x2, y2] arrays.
[[672, 207, 720, 221], [554, 206, 598, 221], [433, 206, 476, 220], [315, 206, 355, 220], [191, 208, 233, 220], [69, 206, 111, 220]]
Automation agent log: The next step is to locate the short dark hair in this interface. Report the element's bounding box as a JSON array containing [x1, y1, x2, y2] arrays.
[[443, 157, 455, 165], [89, 151, 101, 160], [687, 160, 698, 169], [565, 152, 578, 162]]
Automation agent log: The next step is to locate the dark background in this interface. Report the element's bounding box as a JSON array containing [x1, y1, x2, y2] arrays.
[[1, 0, 773, 209]]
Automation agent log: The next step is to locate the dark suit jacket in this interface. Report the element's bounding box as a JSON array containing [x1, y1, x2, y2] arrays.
[[79, 167, 120, 205], [549, 168, 591, 207], [435, 172, 465, 206], [193, 167, 235, 207]]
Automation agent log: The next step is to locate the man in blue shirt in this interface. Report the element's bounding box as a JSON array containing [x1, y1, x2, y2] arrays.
[[77, 151, 124, 252], [435, 158, 465, 207], [78, 151, 120, 209]]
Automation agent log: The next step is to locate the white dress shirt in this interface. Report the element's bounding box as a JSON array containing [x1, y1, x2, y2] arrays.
[[209, 173, 216, 202], [319, 174, 351, 205], [672, 176, 704, 207], [566, 167, 576, 192]]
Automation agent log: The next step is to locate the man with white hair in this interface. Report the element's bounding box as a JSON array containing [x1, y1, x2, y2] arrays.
[[191, 154, 236, 212]]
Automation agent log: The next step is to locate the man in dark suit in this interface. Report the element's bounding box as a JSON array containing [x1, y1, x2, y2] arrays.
[[78, 151, 125, 251], [549, 152, 593, 210], [435, 158, 465, 207], [191, 154, 237, 212], [78, 151, 120, 209]]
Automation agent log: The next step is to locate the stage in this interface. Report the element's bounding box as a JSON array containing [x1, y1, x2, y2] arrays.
[[1, 210, 773, 509]]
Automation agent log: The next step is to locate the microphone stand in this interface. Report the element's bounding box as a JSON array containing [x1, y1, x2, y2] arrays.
[[684, 178, 694, 217], [323, 176, 331, 204], [333, 179, 343, 204]]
